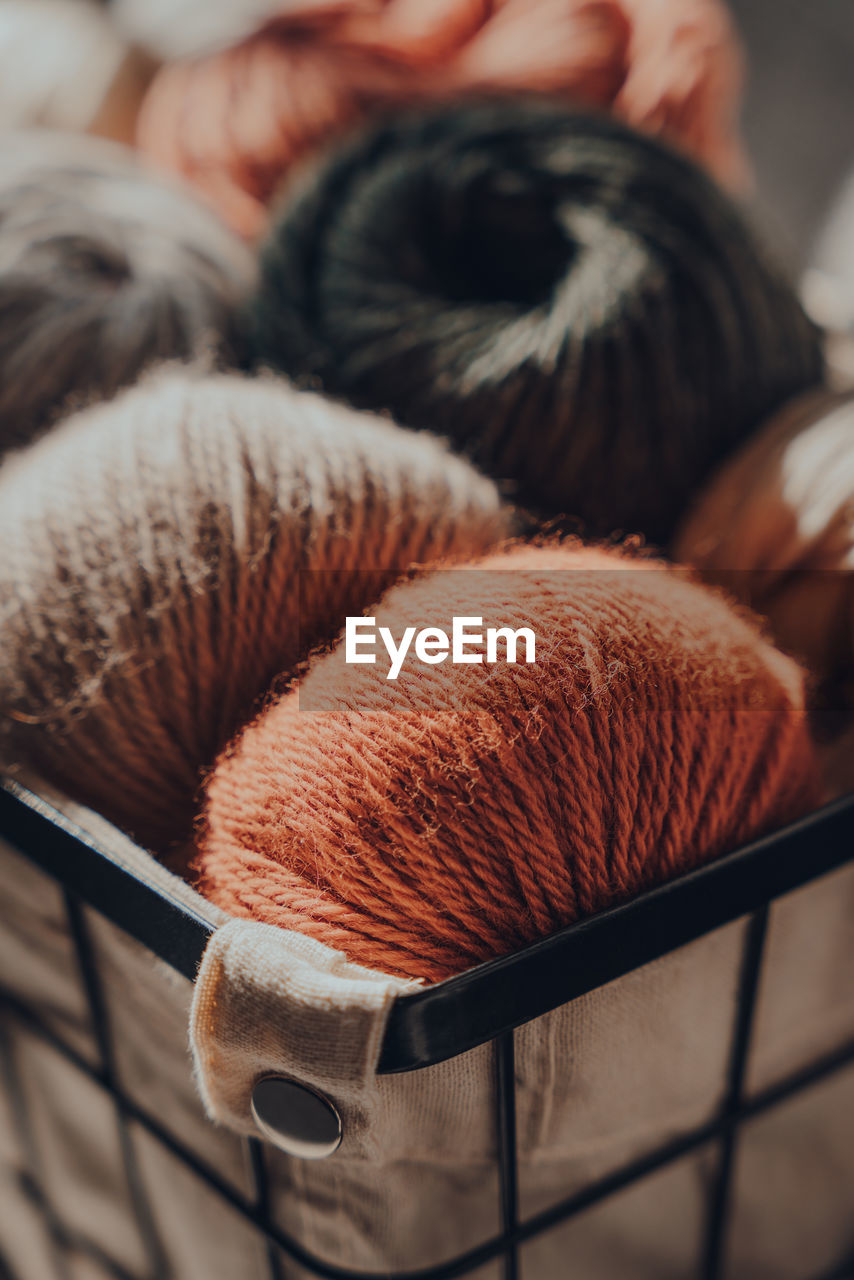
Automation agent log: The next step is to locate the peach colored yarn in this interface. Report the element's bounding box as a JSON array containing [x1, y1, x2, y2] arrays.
[[0, 371, 510, 860], [196, 544, 819, 983], [137, 0, 746, 238]]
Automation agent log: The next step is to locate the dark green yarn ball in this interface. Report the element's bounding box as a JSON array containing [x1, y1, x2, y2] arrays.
[[249, 98, 823, 543]]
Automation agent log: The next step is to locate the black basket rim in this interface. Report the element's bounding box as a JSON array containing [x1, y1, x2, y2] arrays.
[[2, 779, 853, 1074]]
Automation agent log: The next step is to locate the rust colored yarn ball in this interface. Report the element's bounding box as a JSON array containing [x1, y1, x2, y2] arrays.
[[249, 98, 822, 544], [0, 372, 510, 859], [136, 0, 746, 239], [196, 544, 819, 983], [0, 131, 255, 454]]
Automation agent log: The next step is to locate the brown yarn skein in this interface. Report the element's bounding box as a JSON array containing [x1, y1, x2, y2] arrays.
[[0, 131, 254, 454], [0, 372, 510, 859], [196, 545, 819, 983]]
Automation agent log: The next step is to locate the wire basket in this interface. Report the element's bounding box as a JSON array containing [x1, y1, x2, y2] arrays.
[[1, 779, 854, 1280]]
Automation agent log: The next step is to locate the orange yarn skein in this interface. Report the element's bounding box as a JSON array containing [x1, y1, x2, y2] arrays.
[[196, 545, 819, 983], [137, 0, 746, 238]]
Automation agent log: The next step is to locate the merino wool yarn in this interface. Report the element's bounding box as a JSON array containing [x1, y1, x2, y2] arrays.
[[674, 390, 854, 693], [196, 544, 819, 983], [0, 132, 254, 453], [0, 373, 509, 857], [249, 99, 823, 543], [0, 0, 133, 136], [136, 0, 745, 239]]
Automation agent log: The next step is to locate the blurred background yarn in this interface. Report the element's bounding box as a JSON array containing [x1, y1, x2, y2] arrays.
[[196, 543, 819, 983], [726, 0, 854, 265], [110, 0, 287, 61], [674, 389, 854, 799], [801, 170, 854, 390], [248, 98, 822, 545], [0, 131, 254, 454], [0, 0, 155, 143], [0, 371, 510, 860], [134, 0, 746, 239]]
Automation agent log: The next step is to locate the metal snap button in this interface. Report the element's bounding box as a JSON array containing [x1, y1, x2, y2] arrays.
[[250, 1076, 342, 1159]]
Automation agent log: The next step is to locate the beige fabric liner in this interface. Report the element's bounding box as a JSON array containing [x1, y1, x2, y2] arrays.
[[0, 790, 853, 1277]]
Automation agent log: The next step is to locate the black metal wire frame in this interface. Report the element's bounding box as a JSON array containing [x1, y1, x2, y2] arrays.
[[2, 781, 854, 1278], [3, 980, 854, 1280], [699, 908, 770, 1280], [4, 781, 854, 1074]]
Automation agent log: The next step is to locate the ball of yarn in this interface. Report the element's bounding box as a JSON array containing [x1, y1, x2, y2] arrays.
[[674, 389, 854, 694], [0, 372, 510, 857], [0, 131, 255, 453], [136, 0, 746, 240], [196, 544, 819, 983], [0, 0, 131, 135], [248, 99, 822, 544]]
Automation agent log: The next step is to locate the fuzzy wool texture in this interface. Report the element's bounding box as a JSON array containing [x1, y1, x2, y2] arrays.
[[249, 98, 823, 544], [135, 0, 746, 240], [0, 371, 510, 860], [196, 543, 820, 983], [0, 131, 255, 454]]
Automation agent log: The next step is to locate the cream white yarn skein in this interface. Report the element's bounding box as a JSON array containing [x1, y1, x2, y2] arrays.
[[0, 0, 129, 133], [0, 371, 511, 861]]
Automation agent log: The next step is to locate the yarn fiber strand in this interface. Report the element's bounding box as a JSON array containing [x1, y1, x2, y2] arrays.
[[197, 545, 819, 982], [249, 100, 822, 543], [0, 373, 509, 857]]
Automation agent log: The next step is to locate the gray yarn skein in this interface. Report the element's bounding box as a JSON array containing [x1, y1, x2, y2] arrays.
[[0, 130, 255, 452], [250, 98, 824, 544]]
